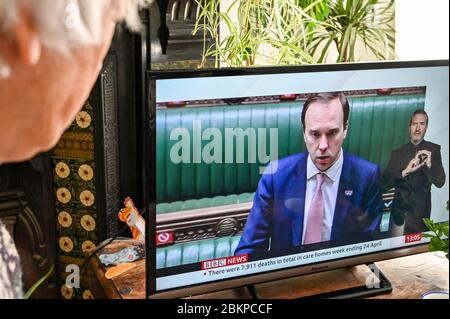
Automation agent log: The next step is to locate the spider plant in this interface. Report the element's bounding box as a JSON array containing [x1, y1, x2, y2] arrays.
[[193, 0, 327, 67], [308, 0, 396, 63], [193, 0, 395, 67]]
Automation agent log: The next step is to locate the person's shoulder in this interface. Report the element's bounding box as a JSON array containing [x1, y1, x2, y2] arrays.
[[277, 153, 307, 169], [262, 153, 306, 175], [423, 140, 441, 151]]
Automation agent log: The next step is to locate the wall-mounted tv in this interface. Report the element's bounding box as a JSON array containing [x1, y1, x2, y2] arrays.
[[145, 60, 449, 298]]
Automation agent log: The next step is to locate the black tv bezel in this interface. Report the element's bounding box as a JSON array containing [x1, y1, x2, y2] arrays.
[[144, 59, 449, 298]]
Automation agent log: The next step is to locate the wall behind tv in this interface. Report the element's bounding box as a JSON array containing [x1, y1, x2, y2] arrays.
[[50, 28, 142, 299]]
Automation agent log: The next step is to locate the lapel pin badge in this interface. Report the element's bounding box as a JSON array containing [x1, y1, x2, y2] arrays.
[[345, 190, 353, 197]]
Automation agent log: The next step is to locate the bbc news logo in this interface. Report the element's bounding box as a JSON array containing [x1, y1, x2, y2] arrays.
[[405, 233, 422, 243], [202, 254, 248, 270]]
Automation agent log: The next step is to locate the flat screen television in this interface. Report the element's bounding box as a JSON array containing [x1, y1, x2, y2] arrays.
[[144, 60, 449, 298]]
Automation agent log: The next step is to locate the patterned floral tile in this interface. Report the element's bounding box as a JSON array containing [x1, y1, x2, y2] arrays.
[[51, 99, 99, 299]]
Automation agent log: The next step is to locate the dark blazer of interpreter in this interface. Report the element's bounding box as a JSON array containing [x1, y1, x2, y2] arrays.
[[382, 140, 446, 233], [234, 152, 384, 255]]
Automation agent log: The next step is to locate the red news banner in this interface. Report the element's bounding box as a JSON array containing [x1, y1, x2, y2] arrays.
[[405, 233, 422, 243], [202, 254, 248, 270]]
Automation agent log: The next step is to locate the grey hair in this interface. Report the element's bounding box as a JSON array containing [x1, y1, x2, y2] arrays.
[[0, 0, 153, 78]]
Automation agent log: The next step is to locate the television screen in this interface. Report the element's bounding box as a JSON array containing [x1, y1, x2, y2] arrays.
[[145, 61, 449, 297]]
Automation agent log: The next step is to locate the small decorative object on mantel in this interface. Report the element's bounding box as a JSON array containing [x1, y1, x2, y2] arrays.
[[105, 262, 137, 280], [118, 197, 145, 241], [99, 196, 147, 281], [98, 241, 145, 266]]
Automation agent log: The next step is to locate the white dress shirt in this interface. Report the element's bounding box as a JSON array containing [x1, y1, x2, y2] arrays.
[[302, 149, 344, 244]]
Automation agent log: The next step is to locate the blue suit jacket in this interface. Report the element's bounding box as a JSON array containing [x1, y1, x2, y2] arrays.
[[234, 152, 383, 255]]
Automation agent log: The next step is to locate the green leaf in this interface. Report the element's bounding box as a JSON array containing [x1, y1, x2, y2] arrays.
[[423, 218, 437, 232], [429, 237, 448, 252], [24, 265, 55, 299], [442, 226, 449, 238], [317, 34, 336, 63]]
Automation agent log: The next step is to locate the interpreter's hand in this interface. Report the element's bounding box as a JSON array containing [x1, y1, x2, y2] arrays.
[[417, 150, 432, 168], [402, 154, 425, 177]]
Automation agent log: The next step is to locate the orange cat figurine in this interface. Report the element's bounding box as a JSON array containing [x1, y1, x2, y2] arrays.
[[118, 197, 145, 241]]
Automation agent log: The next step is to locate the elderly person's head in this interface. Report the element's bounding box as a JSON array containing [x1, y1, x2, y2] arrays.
[[0, 0, 152, 164]]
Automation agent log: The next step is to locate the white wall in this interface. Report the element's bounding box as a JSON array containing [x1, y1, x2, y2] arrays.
[[396, 0, 449, 60]]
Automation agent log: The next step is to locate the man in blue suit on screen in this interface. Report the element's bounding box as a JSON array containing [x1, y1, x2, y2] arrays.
[[235, 92, 383, 255]]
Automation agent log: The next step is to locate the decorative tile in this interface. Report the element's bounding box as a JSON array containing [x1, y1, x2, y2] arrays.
[[60, 285, 74, 299], [59, 236, 74, 253], [51, 98, 99, 298], [82, 289, 94, 299], [52, 132, 95, 160], [69, 100, 94, 133], [57, 211, 73, 228], [80, 215, 96, 232], [75, 111, 92, 129]]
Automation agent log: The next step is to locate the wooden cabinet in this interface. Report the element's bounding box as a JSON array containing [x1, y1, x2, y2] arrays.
[[0, 155, 57, 298]]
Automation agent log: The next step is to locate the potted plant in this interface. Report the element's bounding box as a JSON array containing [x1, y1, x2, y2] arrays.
[[423, 201, 449, 259], [193, 0, 395, 67], [308, 0, 395, 63], [193, 0, 327, 67]]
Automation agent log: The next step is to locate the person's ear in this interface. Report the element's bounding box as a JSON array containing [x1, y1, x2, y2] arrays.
[[13, 9, 41, 66], [343, 121, 349, 138]]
